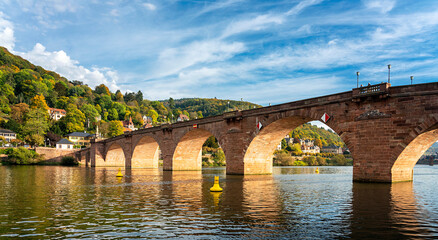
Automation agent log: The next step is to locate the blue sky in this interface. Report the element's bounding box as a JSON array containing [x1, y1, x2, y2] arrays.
[[1, 0, 438, 105]]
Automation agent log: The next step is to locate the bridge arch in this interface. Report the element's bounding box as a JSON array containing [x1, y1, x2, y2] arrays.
[[98, 142, 126, 167], [131, 135, 160, 168], [242, 114, 351, 174], [392, 115, 438, 182], [172, 128, 221, 171]]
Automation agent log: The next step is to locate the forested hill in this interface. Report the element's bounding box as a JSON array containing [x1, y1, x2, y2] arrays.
[[163, 98, 261, 118], [290, 123, 345, 147]]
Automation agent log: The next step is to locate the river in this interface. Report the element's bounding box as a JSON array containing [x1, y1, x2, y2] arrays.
[[0, 165, 437, 239]]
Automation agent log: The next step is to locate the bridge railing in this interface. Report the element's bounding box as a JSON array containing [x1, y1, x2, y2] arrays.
[[352, 82, 390, 99]]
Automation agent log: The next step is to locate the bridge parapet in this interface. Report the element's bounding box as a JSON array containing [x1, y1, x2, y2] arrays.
[[352, 82, 390, 101]]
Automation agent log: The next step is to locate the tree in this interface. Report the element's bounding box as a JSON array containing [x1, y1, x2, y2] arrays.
[[63, 104, 85, 133], [95, 84, 110, 95], [316, 156, 327, 166], [212, 148, 226, 166], [30, 94, 49, 110], [147, 109, 158, 123], [22, 108, 49, 146], [115, 90, 124, 102], [10, 103, 29, 123], [203, 136, 219, 148], [197, 111, 203, 119], [314, 138, 323, 148], [281, 139, 287, 149], [168, 97, 175, 109], [96, 95, 112, 110], [80, 104, 99, 127], [54, 81, 68, 97], [288, 143, 302, 156], [124, 92, 136, 102], [135, 90, 143, 103], [331, 155, 347, 166], [108, 108, 119, 121], [112, 102, 126, 120], [303, 156, 317, 166], [55, 96, 69, 109], [182, 110, 189, 117], [274, 152, 295, 166], [108, 120, 124, 137]]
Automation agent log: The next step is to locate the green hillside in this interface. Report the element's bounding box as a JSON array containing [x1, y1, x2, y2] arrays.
[[290, 123, 345, 147]]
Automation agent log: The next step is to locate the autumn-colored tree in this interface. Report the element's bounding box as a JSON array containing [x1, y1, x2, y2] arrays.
[[30, 94, 49, 111], [314, 138, 323, 148], [108, 120, 124, 137], [10, 103, 29, 124], [95, 84, 110, 96], [115, 90, 124, 102], [147, 109, 158, 123]]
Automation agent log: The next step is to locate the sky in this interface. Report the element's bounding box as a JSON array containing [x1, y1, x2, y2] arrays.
[[0, 0, 438, 105]]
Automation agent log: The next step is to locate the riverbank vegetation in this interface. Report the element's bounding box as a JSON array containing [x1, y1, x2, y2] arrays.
[[1, 147, 43, 165]]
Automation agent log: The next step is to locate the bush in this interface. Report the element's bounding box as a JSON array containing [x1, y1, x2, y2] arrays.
[[316, 156, 327, 166], [2, 147, 42, 165], [303, 156, 317, 166], [61, 156, 79, 166], [274, 152, 295, 166], [293, 160, 307, 166]]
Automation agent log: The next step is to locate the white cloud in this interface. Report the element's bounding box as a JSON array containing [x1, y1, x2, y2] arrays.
[[143, 3, 156, 11], [286, 0, 324, 16], [17, 43, 121, 92], [155, 40, 245, 78], [0, 12, 14, 51], [363, 0, 396, 14], [221, 14, 283, 38]]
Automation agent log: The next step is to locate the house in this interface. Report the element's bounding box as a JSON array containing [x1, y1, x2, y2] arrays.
[[0, 128, 17, 146], [65, 132, 94, 147], [300, 139, 321, 154], [177, 114, 189, 122], [321, 145, 343, 154], [302, 145, 320, 154], [48, 108, 66, 121], [56, 138, 74, 150], [143, 115, 152, 124], [122, 116, 136, 131]]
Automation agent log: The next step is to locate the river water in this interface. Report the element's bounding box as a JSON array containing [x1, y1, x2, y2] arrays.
[[0, 165, 437, 239]]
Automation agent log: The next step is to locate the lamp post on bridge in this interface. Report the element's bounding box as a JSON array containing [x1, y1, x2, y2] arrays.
[[387, 64, 391, 83], [356, 71, 360, 88], [410, 76, 414, 85]]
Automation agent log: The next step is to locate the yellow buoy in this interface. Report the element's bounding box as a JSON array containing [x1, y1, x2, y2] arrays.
[[315, 167, 319, 174], [210, 176, 223, 192], [116, 168, 123, 177]]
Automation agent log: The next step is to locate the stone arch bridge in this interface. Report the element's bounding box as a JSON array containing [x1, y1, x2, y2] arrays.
[[76, 82, 438, 183]]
